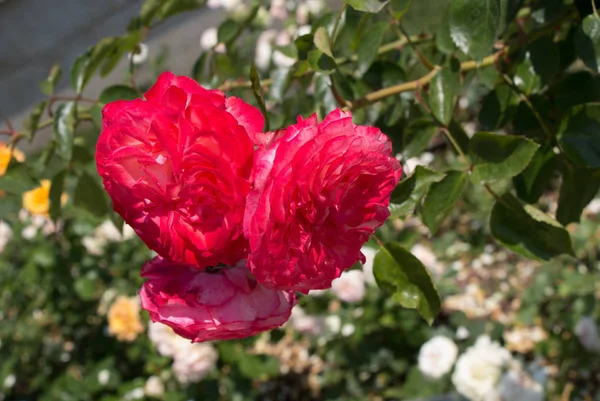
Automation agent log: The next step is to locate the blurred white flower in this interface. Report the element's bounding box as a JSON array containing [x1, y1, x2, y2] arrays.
[[255, 6, 272, 26], [0, 221, 12, 253], [127, 43, 149, 65], [331, 270, 366, 303], [148, 322, 218, 384], [296, 3, 310, 24], [575, 317, 600, 353], [3, 374, 15, 389], [341, 323, 355, 337], [410, 244, 443, 277], [255, 29, 277, 70], [82, 220, 136, 256], [172, 342, 218, 384], [123, 387, 144, 400], [272, 31, 295, 67], [270, 0, 287, 19], [21, 225, 37, 240], [324, 315, 341, 334], [289, 306, 323, 336], [452, 335, 512, 401], [206, 0, 241, 10], [200, 27, 219, 51], [296, 25, 312, 37], [504, 326, 547, 354], [498, 364, 544, 401], [585, 198, 600, 215], [144, 376, 165, 397], [306, 0, 325, 14], [361, 246, 378, 285], [401, 152, 434, 176], [418, 336, 458, 379], [97, 369, 110, 385], [456, 326, 470, 340]]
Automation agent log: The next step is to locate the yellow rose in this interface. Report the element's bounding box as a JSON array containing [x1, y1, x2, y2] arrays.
[[0, 142, 25, 176], [22, 180, 67, 216], [107, 296, 144, 342]]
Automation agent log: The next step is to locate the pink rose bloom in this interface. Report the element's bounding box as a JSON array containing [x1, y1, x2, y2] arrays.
[[245, 109, 401, 293], [96, 71, 263, 268], [139, 257, 297, 342]]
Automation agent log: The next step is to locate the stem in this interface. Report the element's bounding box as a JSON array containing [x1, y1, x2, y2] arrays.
[[593, 0, 599, 19], [441, 127, 469, 166], [0, 110, 14, 134], [347, 51, 502, 110], [387, 5, 435, 71], [330, 3, 347, 47]]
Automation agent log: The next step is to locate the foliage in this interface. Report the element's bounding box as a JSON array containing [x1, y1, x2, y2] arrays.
[[0, 0, 600, 400]]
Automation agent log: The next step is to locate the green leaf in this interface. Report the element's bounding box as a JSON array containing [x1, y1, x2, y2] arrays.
[[39, 64, 62, 95], [391, 0, 413, 19], [49, 170, 67, 222], [356, 21, 388, 76], [478, 85, 519, 130], [469, 132, 539, 183], [22, 101, 47, 142], [436, 6, 457, 54], [499, 0, 524, 33], [429, 59, 461, 126], [74, 173, 109, 217], [528, 36, 559, 85], [575, 15, 600, 72], [313, 27, 333, 58], [557, 103, 600, 169], [307, 49, 337, 73], [53, 102, 76, 163], [490, 193, 574, 260], [90, 104, 103, 130], [74, 275, 98, 301], [557, 165, 600, 225], [374, 242, 441, 325], [513, 148, 557, 203], [99, 85, 140, 104], [71, 38, 119, 94], [514, 51, 541, 95], [192, 52, 209, 82], [344, 0, 390, 13], [420, 170, 468, 234], [402, 120, 438, 158], [249, 65, 270, 132], [0, 163, 38, 194], [389, 166, 445, 219], [449, 0, 500, 60], [217, 19, 238, 44]]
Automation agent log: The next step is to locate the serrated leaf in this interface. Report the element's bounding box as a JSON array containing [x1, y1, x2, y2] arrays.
[[389, 166, 445, 219], [557, 165, 600, 225], [420, 170, 468, 234], [557, 103, 600, 169], [313, 27, 333, 58], [53, 102, 76, 163], [402, 120, 439, 158], [490, 193, 574, 260], [429, 59, 461, 126], [374, 242, 441, 325], [449, 0, 501, 61], [356, 21, 388, 76], [22, 101, 47, 142], [39, 64, 62, 95], [513, 147, 557, 204], [344, 0, 390, 13], [99, 85, 140, 104], [249, 65, 270, 132], [469, 132, 539, 183], [74, 173, 109, 217], [49, 170, 67, 222], [575, 15, 600, 72]]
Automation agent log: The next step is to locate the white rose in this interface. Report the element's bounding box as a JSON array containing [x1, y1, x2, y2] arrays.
[[127, 43, 149, 66], [255, 30, 277, 71], [331, 270, 366, 303], [418, 335, 458, 379], [410, 243, 442, 277], [452, 335, 511, 401], [172, 343, 218, 384], [144, 375, 165, 397], [289, 306, 323, 336], [575, 317, 600, 353], [200, 27, 219, 51]]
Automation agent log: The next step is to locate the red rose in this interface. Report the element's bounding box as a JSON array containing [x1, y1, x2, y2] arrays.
[[139, 257, 297, 342], [244, 109, 402, 293], [96, 72, 263, 268]]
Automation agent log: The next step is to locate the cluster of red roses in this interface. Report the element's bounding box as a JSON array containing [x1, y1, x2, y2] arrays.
[[96, 72, 401, 342]]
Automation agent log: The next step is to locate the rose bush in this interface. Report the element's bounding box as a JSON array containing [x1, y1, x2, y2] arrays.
[[139, 257, 297, 342], [245, 110, 401, 293], [96, 71, 262, 268]]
